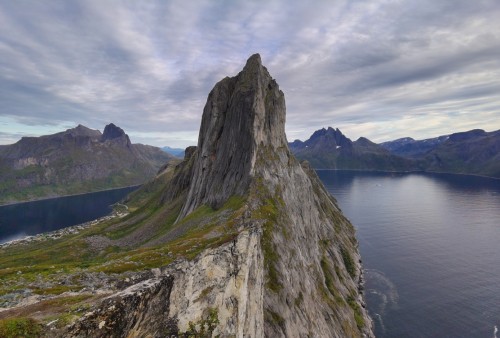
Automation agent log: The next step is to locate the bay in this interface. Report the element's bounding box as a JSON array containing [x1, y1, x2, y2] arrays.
[[0, 186, 138, 244], [318, 170, 500, 338]]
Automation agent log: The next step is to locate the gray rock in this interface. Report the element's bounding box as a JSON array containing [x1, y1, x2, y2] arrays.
[[62, 54, 374, 337], [179, 53, 287, 219]]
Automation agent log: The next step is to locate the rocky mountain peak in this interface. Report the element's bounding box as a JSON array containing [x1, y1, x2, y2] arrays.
[[178, 53, 287, 219], [101, 123, 131, 146], [26, 54, 374, 337], [101, 123, 125, 140], [169, 55, 373, 336], [304, 126, 352, 150]]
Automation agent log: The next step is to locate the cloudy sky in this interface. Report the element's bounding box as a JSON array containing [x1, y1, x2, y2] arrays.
[[1, 0, 500, 147]]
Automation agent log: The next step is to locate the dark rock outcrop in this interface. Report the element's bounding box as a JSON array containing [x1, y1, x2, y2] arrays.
[[67, 277, 175, 338], [101, 123, 131, 147]]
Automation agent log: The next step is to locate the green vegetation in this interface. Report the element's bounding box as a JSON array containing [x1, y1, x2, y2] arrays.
[[320, 256, 344, 305], [0, 318, 42, 338], [250, 177, 285, 293], [182, 308, 220, 338], [341, 246, 356, 278], [347, 295, 365, 329], [0, 167, 246, 327]]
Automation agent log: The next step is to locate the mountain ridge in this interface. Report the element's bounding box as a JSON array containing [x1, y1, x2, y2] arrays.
[[0, 124, 173, 204], [291, 126, 500, 178], [290, 126, 416, 171]]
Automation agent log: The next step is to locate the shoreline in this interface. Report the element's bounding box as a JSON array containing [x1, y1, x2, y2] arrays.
[[0, 206, 129, 249], [313, 168, 500, 180], [0, 184, 141, 207]]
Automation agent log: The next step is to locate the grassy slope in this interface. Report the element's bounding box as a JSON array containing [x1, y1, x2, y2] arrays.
[[0, 158, 245, 331]]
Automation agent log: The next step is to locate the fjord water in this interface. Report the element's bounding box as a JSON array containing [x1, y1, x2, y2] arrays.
[[0, 186, 138, 244], [318, 170, 500, 338]]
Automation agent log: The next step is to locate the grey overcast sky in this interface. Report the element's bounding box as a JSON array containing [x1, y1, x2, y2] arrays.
[[1, 0, 500, 147]]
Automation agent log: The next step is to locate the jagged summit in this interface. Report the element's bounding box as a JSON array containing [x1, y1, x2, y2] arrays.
[[179, 53, 287, 219], [101, 123, 131, 146], [101, 123, 125, 140]]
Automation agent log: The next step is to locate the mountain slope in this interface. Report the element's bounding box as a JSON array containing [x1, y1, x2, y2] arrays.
[[380, 135, 449, 158], [380, 129, 500, 178], [0, 123, 173, 204], [422, 129, 500, 178], [290, 127, 416, 171], [0, 54, 373, 337]]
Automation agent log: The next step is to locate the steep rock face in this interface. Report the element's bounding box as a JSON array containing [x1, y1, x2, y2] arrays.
[[61, 54, 373, 337], [67, 229, 263, 337], [179, 54, 286, 218]]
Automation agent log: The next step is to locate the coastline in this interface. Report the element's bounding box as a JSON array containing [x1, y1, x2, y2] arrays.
[[0, 184, 141, 207], [0, 205, 129, 249]]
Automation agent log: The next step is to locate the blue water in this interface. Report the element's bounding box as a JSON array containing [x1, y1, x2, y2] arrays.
[[318, 170, 500, 338], [0, 186, 138, 243]]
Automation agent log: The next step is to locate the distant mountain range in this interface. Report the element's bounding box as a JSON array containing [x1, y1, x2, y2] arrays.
[[290, 127, 500, 178], [380, 135, 450, 158], [289, 127, 417, 171], [161, 146, 185, 158], [0, 123, 173, 204], [409, 129, 500, 178]]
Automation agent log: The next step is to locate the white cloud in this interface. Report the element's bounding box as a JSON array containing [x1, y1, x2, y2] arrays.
[[0, 0, 499, 147]]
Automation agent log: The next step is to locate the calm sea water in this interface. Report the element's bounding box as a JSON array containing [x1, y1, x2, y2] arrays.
[[0, 186, 138, 244], [318, 170, 500, 338]]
